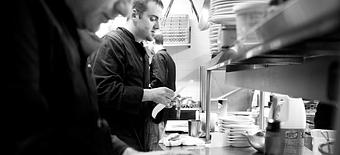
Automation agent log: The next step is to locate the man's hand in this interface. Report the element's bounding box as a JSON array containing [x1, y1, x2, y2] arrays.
[[143, 87, 175, 106], [123, 147, 195, 155], [138, 150, 195, 155]]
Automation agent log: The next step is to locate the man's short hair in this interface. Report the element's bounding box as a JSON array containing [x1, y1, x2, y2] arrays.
[[153, 33, 163, 45], [133, 0, 164, 15]]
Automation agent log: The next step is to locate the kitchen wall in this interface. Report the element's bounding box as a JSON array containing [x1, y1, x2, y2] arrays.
[[162, 0, 210, 101]]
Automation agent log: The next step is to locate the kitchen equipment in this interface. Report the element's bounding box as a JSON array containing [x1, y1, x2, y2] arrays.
[[188, 119, 201, 137], [242, 130, 265, 152]]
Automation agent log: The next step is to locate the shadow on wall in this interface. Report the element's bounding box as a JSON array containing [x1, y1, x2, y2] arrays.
[[165, 46, 189, 55], [209, 71, 253, 113], [224, 89, 253, 111], [179, 69, 199, 82], [210, 89, 253, 115]]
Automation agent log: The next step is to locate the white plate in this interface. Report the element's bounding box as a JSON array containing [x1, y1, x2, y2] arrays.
[[220, 124, 259, 129], [210, 15, 236, 25], [213, 3, 234, 9], [214, 7, 234, 13], [218, 121, 254, 126], [212, 0, 238, 5], [209, 36, 219, 40], [227, 137, 248, 141], [226, 141, 251, 147], [219, 115, 255, 122], [214, 8, 234, 13], [227, 138, 248, 142], [218, 119, 254, 123], [213, 12, 235, 16], [212, 1, 236, 5], [227, 111, 257, 116]]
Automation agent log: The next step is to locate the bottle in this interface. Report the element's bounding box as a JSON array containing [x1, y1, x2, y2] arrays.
[[265, 119, 281, 155]]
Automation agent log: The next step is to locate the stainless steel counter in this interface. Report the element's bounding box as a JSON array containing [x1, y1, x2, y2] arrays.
[[159, 144, 313, 155], [160, 145, 313, 155], [160, 145, 258, 155]]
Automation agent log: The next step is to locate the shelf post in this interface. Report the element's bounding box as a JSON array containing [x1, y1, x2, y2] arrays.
[[205, 70, 212, 141], [259, 91, 266, 130]]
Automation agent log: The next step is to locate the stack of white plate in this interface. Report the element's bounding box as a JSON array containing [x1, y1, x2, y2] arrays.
[[209, 23, 221, 55], [209, 0, 239, 25], [209, 0, 270, 25], [217, 114, 259, 147]]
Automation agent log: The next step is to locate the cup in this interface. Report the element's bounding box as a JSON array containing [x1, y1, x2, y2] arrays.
[[210, 132, 228, 147], [188, 119, 201, 137], [311, 129, 336, 155]]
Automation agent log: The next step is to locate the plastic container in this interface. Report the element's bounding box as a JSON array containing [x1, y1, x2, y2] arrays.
[[233, 2, 268, 44], [273, 95, 306, 155]]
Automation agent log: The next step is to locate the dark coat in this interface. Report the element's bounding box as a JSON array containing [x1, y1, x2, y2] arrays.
[[90, 27, 162, 151], [150, 49, 176, 91], [4, 0, 127, 155]]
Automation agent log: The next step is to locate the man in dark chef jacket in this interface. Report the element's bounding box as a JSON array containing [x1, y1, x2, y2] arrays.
[[89, 0, 175, 151], [149, 32, 177, 150], [3, 0, 192, 155], [150, 32, 176, 92]]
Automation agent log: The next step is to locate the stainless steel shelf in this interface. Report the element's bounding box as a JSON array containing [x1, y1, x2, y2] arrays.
[[224, 56, 339, 103], [202, 0, 340, 144], [206, 0, 340, 70]]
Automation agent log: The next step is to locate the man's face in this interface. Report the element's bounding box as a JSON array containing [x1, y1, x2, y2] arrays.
[[134, 1, 163, 41], [68, 0, 132, 32]]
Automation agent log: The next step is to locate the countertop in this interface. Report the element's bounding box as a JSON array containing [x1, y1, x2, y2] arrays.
[[159, 144, 313, 155], [158, 136, 313, 155], [160, 144, 259, 155]]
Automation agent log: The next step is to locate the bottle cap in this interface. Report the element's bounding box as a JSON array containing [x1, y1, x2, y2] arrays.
[[266, 119, 280, 132]]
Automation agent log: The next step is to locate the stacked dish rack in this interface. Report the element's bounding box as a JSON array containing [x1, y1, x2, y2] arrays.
[[161, 14, 191, 46]]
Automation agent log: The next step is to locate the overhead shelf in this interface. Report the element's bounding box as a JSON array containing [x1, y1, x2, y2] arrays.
[[224, 56, 339, 103], [205, 0, 340, 70]]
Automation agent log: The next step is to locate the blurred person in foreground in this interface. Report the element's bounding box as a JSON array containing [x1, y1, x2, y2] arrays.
[[89, 0, 175, 151], [149, 32, 177, 150], [4, 0, 192, 155]]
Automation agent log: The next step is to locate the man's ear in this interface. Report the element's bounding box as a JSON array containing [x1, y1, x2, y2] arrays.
[[131, 9, 139, 19]]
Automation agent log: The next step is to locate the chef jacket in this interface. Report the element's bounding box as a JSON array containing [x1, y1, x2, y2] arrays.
[[90, 27, 162, 151], [150, 49, 176, 91]]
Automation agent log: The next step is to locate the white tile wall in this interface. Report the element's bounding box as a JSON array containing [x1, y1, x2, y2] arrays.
[[162, 0, 211, 101]]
